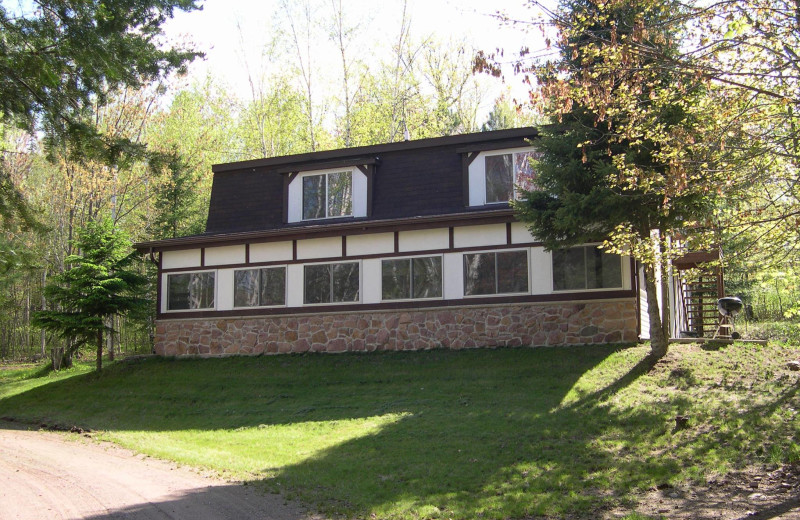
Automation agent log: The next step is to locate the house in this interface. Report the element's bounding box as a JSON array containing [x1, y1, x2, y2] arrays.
[[134, 127, 645, 356]]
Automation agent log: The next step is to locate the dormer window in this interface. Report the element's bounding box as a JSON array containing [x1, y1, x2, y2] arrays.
[[286, 164, 372, 223], [485, 151, 537, 203], [302, 170, 353, 220], [466, 147, 538, 206]]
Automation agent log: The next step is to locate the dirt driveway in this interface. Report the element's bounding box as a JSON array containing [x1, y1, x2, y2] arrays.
[[0, 424, 322, 520]]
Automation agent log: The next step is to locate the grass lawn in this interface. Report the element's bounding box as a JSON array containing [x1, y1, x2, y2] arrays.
[[1, 342, 799, 519]]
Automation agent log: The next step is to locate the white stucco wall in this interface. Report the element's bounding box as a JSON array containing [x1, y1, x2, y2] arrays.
[[204, 245, 246, 266], [250, 241, 293, 263], [362, 259, 382, 304], [161, 249, 202, 269], [286, 264, 304, 307], [453, 224, 506, 248], [296, 236, 343, 260], [159, 228, 636, 314], [442, 252, 464, 300], [215, 269, 234, 310], [510, 222, 536, 244], [398, 228, 449, 252], [347, 233, 394, 256]]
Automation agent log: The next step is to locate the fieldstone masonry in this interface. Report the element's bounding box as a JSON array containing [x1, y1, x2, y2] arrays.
[[154, 300, 638, 356]]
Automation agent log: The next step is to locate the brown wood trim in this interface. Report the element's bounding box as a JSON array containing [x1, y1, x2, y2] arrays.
[[292, 240, 298, 261], [363, 165, 374, 218], [633, 260, 641, 338], [394, 231, 399, 253], [212, 127, 538, 173], [462, 151, 479, 206], [275, 157, 378, 174], [673, 250, 719, 269], [455, 139, 535, 154], [506, 222, 512, 245], [342, 236, 347, 257], [245, 243, 250, 264], [158, 240, 546, 273], [156, 252, 163, 314], [282, 173, 298, 223], [200, 248, 205, 267], [136, 209, 518, 252], [157, 289, 635, 320], [449, 227, 455, 249]]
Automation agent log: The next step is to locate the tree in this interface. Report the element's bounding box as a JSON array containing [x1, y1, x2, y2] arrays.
[[149, 151, 203, 239], [502, 0, 732, 359], [33, 218, 148, 371], [0, 0, 200, 231], [493, 0, 800, 270], [481, 94, 540, 131]]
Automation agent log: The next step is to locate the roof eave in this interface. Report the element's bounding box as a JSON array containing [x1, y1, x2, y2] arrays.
[[133, 208, 517, 253], [211, 127, 539, 173]]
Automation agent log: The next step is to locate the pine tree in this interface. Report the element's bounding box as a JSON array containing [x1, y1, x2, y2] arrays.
[[516, 0, 720, 359], [33, 218, 148, 371]]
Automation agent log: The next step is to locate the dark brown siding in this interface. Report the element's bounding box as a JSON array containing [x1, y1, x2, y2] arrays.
[[203, 130, 537, 235], [205, 168, 284, 234], [371, 147, 465, 220]]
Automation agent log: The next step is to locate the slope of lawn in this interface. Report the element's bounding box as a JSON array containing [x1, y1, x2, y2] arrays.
[[1, 341, 798, 519]]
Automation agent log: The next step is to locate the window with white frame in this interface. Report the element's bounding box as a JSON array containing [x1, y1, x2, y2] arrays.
[[166, 271, 215, 310], [463, 250, 529, 296], [233, 267, 286, 307], [302, 170, 352, 220], [552, 246, 622, 291], [485, 151, 538, 203], [304, 262, 359, 304], [382, 256, 442, 301]]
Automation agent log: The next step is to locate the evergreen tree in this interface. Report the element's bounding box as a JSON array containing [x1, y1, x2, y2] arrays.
[[150, 151, 204, 239], [33, 218, 148, 371], [0, 0, 200, 232], [516, 0, 720, 359]]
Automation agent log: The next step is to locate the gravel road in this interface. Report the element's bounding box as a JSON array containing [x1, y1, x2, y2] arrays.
[[0, 424, 322, 520]]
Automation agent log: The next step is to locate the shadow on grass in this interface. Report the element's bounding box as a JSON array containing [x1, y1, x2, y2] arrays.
[[0, 344, 747, 518], [78, 483, 309, 520]]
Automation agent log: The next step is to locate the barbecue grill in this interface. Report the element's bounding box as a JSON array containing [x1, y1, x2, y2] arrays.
[[713, 296, 743, 339]]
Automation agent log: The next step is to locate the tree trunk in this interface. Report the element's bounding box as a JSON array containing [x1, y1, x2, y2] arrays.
[[107, 316, 115, 362], [96, 329, 103, 372], [643, 264, 669, 359], [40, 268, 47, 359]]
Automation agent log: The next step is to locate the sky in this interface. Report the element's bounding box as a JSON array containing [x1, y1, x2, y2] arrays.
[[161, 0, 556, 119]]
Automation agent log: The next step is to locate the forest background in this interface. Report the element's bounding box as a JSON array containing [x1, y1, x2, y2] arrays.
[[0, 0, 797, 361]]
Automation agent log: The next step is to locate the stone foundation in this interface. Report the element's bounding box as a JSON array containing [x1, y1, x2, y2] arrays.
[[154, 300, 639, 356]]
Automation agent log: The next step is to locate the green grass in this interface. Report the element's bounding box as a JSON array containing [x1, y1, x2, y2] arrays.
[[1, 342, 799, 519]]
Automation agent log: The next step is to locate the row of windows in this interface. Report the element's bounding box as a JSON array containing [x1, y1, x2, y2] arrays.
[[296, 148, 538, 222], [165, 246, 623, 311]]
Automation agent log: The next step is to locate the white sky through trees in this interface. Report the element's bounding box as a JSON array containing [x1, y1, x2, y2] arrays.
[[162, 0, 554, 120]]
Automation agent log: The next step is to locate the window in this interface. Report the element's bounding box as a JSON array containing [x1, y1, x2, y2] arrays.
[[382, 256, 442, 300], [304, 262, 359, 304], [463, 250, 529, 296], [233, 267, 286, 307], [485, 151, 538, 203], [167, 272, 215, 310], [552, 246, 622, 291], [302, 171, 352, 220]]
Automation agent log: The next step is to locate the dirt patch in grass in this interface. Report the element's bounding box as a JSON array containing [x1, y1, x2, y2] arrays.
[[604, 343, 800, 520], [611, 464, 800, 519]]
